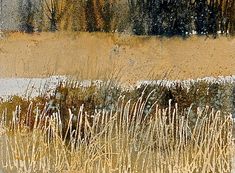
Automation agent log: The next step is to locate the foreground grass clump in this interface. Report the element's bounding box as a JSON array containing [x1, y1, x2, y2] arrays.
[[0, 91, 233, 173], [0, 79, 234, 128]]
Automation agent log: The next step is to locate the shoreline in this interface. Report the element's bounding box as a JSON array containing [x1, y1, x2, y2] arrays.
[[0, 74, 234, 99]]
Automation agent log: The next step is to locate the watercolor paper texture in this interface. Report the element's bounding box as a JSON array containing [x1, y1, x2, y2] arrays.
[[0, 0, 234, 172]]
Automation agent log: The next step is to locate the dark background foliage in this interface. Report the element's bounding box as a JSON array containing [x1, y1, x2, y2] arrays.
[[13, 0, 235, 36]]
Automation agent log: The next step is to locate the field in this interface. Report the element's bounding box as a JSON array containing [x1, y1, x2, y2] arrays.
[[0, 32, 234, 83], [0, 33, 234, 172]]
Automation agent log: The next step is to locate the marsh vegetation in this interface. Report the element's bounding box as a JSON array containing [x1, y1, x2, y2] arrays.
[[0, 78, 234, 172]]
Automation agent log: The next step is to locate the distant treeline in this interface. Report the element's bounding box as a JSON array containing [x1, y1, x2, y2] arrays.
[[18, 0, 235, 36]]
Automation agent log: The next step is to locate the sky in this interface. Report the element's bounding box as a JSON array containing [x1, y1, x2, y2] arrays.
[[0, 0, 19, 30]]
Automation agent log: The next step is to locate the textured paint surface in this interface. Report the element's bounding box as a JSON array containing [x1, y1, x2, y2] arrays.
[[0, 33, 234, 83]]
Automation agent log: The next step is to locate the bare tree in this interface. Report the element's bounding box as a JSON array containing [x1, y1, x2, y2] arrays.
[[40, 0, 72, 31], [95, 0, 116, 32], [18, 0, 35, 33], [83, 0, 117, 32], [84, 0, 98, 32]]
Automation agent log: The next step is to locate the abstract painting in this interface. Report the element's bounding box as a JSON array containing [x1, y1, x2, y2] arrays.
[[0, 0, 234, 172]]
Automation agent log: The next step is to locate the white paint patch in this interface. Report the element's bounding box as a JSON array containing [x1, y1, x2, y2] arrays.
[[137, 75, 235, 89], [0, 75, 234, 100], [0, 76, 66, 99]]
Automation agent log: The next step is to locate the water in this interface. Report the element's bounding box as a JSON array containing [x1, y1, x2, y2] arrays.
[[0, 75, 234, 97], [0, 76, 66, 99]]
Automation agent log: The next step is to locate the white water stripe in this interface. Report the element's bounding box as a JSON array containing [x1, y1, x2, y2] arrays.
[[0, 75, 234, 99], [0, 76, 66, 99]]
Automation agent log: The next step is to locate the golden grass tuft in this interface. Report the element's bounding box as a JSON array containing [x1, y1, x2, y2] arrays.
[[0, 94, 233, 173]]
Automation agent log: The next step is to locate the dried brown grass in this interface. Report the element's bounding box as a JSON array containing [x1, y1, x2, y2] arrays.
[[0, 94, 233, 173]]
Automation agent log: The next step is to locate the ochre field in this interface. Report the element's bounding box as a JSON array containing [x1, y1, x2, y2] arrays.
[[0, 32, 234, 83]]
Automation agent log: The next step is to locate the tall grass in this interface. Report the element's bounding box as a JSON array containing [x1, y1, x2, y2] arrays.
[[0, 93, 233, 173]]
